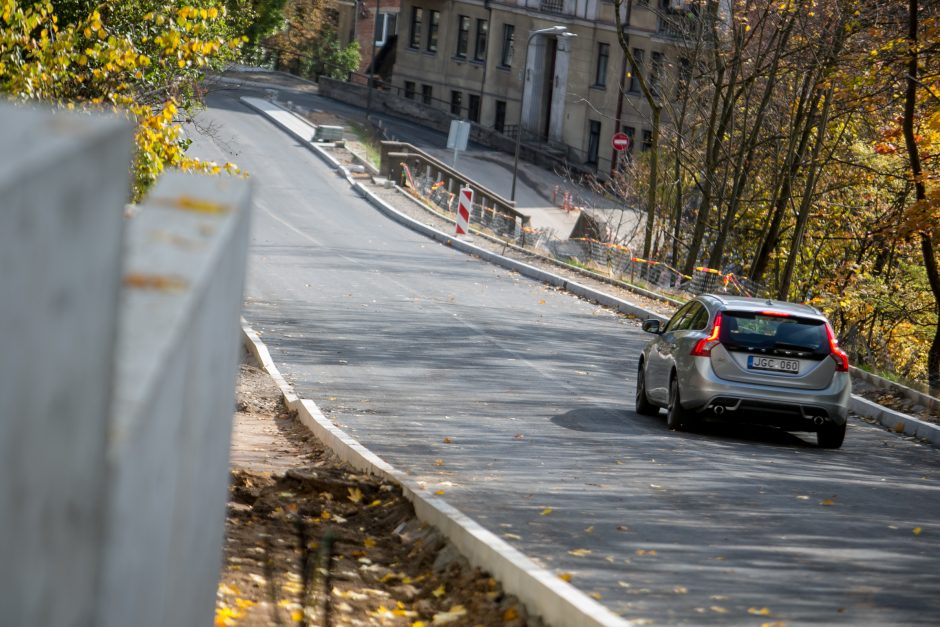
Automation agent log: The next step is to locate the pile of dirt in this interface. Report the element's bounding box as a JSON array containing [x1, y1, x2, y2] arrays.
[[216, 360, 540, 627]]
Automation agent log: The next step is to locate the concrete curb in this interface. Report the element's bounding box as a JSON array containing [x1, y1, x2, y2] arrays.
[[850, 395, 940, 446], [243, 92, 940, 451], [239, 97, 354, 182], [240, 322, 631, 627]]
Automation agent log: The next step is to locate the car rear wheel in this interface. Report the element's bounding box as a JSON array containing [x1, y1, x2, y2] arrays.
[[635, 364, 659, 416], [817, 420, 846, 449], [667, 376, 691, 431]]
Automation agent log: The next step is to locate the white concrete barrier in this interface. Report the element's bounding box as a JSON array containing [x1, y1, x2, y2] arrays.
[[100, 172, 252, 627], [0, 104, 134, 627], [0, 103, 252, 627]]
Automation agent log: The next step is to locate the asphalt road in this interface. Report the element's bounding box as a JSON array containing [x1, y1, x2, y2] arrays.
[[188, 91, 940, 626]]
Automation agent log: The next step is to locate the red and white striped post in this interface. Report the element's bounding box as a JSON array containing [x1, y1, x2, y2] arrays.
[[456, 187, 473, 236]]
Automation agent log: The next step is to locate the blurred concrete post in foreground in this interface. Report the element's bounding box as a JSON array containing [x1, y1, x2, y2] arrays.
[[0, 104, 134, 626], [0, 103, 252, 627]]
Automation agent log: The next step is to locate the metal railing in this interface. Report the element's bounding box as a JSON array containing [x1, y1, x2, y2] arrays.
[[380, 141, 529, 240]]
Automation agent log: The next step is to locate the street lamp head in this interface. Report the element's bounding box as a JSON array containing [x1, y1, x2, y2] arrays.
[[532, 25, 570, 37]]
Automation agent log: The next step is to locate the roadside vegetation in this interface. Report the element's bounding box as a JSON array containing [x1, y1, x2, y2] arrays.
[[602, 0, 940, 388]]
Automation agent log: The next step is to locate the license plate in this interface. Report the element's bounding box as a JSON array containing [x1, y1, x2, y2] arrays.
[[748, 355, 799, 374]]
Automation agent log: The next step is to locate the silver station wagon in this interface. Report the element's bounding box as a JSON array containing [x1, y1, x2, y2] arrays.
[[636, 294, 851, 448]]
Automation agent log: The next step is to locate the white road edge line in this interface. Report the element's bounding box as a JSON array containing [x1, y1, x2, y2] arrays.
[[240, 321, 632, 627]]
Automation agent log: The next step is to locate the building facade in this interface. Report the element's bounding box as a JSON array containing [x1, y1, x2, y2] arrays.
[[389, 0, 684, 176], [334, 0, 402, 75]]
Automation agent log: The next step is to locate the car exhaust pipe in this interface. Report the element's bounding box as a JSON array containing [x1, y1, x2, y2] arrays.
[[813, 416, 825, 426], [713, 405, 725, 416]]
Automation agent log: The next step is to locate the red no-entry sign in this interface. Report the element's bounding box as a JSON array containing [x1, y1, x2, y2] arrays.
[[611, 132, 631, 152]]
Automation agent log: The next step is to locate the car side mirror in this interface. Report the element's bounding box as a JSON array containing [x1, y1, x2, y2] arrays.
[[642, 319, 662, 334]]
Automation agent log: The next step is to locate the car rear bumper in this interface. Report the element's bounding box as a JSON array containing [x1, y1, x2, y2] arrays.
[[678, 358, 851, 428]]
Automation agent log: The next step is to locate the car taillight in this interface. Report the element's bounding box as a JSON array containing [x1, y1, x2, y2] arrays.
[[825, 323, 849, 372], [691, 312, 722, 357]]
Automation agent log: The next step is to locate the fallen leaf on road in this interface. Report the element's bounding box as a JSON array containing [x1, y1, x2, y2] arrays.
[[591, 592, 603, 600], [443, 437, 453, 444], [513, 433, 525, 440], [913, 527, 923, 535], [585, 526, 594, 533], [503, 533, 522, 540], [434, 459, 445, 466], [820, 498, 835, 506], [434, 490, 446, 496], [710, 606, 728, 614], [347, 487, 363, 503], [761, 622, 786, 627], [748, 607, 772, 615], [503, 607, 520, 620], [432, 605, 467, 624], [636, 549, 657, 556], [541, 507, 553, 516], [568, 548, 592, 557], [796, 495, 809, 500], [538, 299, 546, 304], [674, 586, 688, 594], [558, 572, 573, 582]]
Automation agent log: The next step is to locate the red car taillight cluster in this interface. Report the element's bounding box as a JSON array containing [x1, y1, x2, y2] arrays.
[[691, 312, 723, 357], [826, 322, 850, 372]]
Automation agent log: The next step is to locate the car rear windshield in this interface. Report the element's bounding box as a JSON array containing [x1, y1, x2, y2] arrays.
[[719, 311, 828, 356]]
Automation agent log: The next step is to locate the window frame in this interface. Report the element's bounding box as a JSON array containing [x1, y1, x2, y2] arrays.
[[408, 8, 423, 50], [500, 23, 514, 67], [629, 48, 644, 93], [594, 42, 609, 87], [474, 18, 488, 62], [427, 9, 440, 53], [456, 15, 470, 58], [450, 90, 462, 116], [468, 94, 481, 122], [587, 120, 601, 166]]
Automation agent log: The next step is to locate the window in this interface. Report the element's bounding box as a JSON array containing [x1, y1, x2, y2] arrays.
[[468, 94, 481, 122], [587, 120, 601, 166], [677, 57, 691, 98], [629, 48, 644, 93], [374, 12, 398, 46], [494, 100, 506, 133], [594, 43, 609, 87], [409, 8, 423, 49], [642, 129, 652, 151], [456, 15, 470, 57], [500, 24, 514, 67], [651, 51, 663, 96], [422, 84, 432, 105], [427, 10, 439, 52], [622, 125, 636, 154], [664, 302, 695, 333], [404, 81, 416, 99], [474, 19, 488, 62], [450, 90, 462, 116]]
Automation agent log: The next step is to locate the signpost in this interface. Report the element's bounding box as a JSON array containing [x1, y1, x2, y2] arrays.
[[447, 120, 471, 168], [611, 132, 631, 152]]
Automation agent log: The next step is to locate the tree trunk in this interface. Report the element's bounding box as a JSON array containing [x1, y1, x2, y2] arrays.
[[902, 0, 940, 387], [778, 85, 834, 300]]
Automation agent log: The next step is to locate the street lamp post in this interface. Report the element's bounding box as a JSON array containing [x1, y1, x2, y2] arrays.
[[510, 25, 574, 203], [366, 0, 380, 115]]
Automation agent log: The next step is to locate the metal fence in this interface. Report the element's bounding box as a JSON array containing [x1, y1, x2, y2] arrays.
[[561, 238, 766, 299]]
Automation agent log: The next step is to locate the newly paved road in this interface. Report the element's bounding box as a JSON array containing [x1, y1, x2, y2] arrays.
[[188, 91, 940, 625]]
